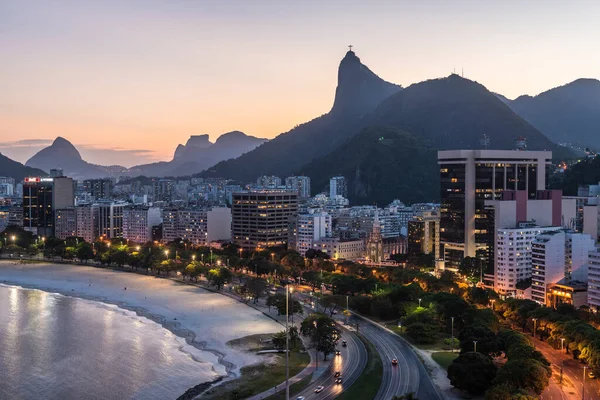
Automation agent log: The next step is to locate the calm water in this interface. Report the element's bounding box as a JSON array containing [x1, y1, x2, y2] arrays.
[[0, 285, 216, 400]]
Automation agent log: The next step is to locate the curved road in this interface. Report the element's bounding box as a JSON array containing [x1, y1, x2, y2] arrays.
[[351, 315, 442, 400], [293, 329, 367, 400]]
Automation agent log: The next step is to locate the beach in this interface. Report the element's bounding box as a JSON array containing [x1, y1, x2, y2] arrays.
[[0, 260, 282, 396]]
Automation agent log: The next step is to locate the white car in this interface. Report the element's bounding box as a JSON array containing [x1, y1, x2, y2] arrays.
[[314, 385, 325, 393], [296, 397, 306, 400]]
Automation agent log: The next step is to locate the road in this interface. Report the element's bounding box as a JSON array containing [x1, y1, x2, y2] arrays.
[[293, 329, 367, 400], [352, 315, 442, 400], [532, 335, 600, 400]]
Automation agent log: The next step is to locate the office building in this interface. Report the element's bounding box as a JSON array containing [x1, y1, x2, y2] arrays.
[[439, 150, 551, 269], [285, 176, 311, 199], [123, 207, 162, 243], [162, 207, 231, 245], [8, 205, 23, 228], [329, 176, 347, 198], [232, 191, 298, 250], [407, 211, 440, 259], [153, 179, 175, 202], [23, 176, 74, 237], [55, 208, 77, 239], [97, 202, 126, 239]]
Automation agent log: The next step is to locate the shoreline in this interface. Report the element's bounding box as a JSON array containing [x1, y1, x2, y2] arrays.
[[0, 260, 282, 398]]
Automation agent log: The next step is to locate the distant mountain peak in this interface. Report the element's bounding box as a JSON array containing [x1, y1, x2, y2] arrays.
[[331, 49, 401, 116], [185, 134, 212, 148]]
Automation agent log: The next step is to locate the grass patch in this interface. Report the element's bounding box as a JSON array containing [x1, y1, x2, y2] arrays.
[[202, 348, 310, 400], [390, 327, 448, 350], [431, 351, 458, 370], [264, 373, 313, 400], [337, 333, 383, 400]]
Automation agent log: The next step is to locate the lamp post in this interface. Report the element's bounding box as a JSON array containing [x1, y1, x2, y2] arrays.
[[210, 249, 213, 267], [532, 318, 537, 338], [192, 254, 196, 261], [345, 295, 349, 325], [561, 338, 565, 353], [164, 250, 169, 259], [451, 317, 455, 353], [418, 298, 422, 308], [285, 284, 291, 400], [583, 365, 587, 400], [473, 340, 478, 353], [313, 320, 318, 371], [271, 252, 275, 263]]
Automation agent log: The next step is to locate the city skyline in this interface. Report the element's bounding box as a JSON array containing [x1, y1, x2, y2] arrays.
[[2, 1, 600, 166]]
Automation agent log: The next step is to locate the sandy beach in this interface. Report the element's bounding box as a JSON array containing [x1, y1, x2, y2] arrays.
[[0, 260, 282, 390]]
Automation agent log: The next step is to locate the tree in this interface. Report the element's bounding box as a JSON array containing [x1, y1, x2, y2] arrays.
[[320, 295, 345, 317], [112, 250, 129, 268], [458, 324, 500, 357], [459, 256, 483, 282], [272, 331, 286, 351], [246, 278, 267, 304], [207, 267, 232, 290], [406, 322, 439, 344], [493, 358, 551, 395], [300, 313, 340, 361], [302, 270, 323, 292], [447, 352, 497, 394], [76, 243, 94, 263]]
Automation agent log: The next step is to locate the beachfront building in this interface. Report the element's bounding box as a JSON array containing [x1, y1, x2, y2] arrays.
[[122, 206, 162, 244], [161, 207, 231, 246]]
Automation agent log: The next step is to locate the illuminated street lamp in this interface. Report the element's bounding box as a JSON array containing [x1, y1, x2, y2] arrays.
[[136, 246, 141, 251], [11, 235, 16, 243], [532, 318, 537, 338], [473, 340, 478, 353], [561, 338, 566, 352], [164, 250, 169, 259], [271, 252, 275, 262], [418, 298, 422, 308], [192, 254, 196, 261]]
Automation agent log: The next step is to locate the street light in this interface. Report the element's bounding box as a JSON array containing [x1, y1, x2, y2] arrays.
[[473, 340, 478, 353], [561, 338, 565, 353], [532, 318, 537, 338], [418, 298, 422, 308], [10, 235, 16, 243], [583, 365, 587, 400], [451, 317, 455, 353], [285, 283, 291, 400], [192, 254, 196, 261], [136, 246, 141, 251], [271, 252, 275, 263], [164, 250, 169, 258]]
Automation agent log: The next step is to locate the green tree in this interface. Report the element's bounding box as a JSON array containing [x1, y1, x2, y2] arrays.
[[246, 278, 267, 304], [112, 250, 129, 268], [300, 313, 340, 361], [493, 358, 551, 395], [272, 331, 287, 351], [459, 256, 482, 282], [207, 267, 232, 290], [76, 243, 94, 263], [458, 324, 500, 357], [447, 352, 497, 394], [406, 322, 439, 344]]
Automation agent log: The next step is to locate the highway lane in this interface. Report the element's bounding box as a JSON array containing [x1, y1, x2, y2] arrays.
[[293, 329, 367, 400], [350, 315, 442, 400]]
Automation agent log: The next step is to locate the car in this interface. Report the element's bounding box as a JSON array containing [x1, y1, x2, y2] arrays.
[[332, 309, 338, 314], [314, 385, 325, 393], [296, 397, 305, 400], [342, 340, 347, 347], [334, 371, 341, 377], [589, 371, 596, 379], [391, 358, 398, 365], [335, 377, 343, 384], [335, 350, 341, 356]]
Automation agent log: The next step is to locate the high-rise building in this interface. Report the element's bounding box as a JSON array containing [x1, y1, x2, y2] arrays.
[[49, 168, 64, 178], [329, 176, 347, 198], [285, 176, 311, 199], [23, 176, 74, 237], [232, 191, 298, 250], [294, 211, 332, 256], [439, 150, 551, 269], [153, 179, 175, 202], [257, 176, 282, 189], [96, 202, 126, 239], [55, 208, 77, 239], [123, 207, 162, 243], [495, 224, 560, 297], [587, 250, 600, 311], [407, 211, 440, 259], [531, 231, 595, 304], [8, 205, 23, 228], [161, 207, 231, 245], [83, 179, 113, 200], [76, 204, 98, 243]]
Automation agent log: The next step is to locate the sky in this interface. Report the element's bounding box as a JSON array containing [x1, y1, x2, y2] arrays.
[[1, 0, 599, 167]]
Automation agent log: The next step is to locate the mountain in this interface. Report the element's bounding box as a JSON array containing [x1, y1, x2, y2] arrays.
[[369, 74, 568, 156], [25, 137, 127, 180], [302, 126, 438, 205], [502, 79, 600, 149], [128, 131, 267, 177], [0, 153, 47, 181], [550, 155, 600, 196], [200, 50, 402, 181]]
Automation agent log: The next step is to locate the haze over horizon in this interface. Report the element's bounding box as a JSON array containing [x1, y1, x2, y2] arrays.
[[2, 0, 599, 167]]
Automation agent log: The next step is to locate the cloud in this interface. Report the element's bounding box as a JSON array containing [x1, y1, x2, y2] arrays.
[[0, 139, 53, 148]]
